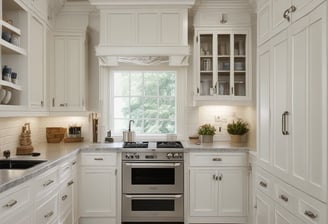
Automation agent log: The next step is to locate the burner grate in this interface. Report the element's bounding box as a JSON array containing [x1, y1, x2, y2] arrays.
[[156, 141, 183, 148]]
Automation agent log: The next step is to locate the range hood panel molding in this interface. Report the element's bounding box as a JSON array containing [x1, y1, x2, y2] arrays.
[[91, 0, 193, 66]]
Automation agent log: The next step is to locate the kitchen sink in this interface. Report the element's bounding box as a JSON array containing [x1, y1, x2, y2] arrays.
[[0, 160, 47, 170]]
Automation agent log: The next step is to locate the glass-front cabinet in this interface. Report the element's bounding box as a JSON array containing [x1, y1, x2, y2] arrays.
[[194, 30, 251, 103]]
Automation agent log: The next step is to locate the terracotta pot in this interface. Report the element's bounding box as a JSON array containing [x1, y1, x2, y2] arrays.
[[200, 135, 213, 143]]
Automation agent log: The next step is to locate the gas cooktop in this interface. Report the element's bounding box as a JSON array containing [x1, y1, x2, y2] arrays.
[[122, 141, 183, 149]]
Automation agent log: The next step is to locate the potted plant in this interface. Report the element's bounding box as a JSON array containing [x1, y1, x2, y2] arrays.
[[227, 119, 249, 144], [198, 124, 216, 143]]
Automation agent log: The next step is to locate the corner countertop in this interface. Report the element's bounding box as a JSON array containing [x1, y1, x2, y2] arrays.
[[0, 141, 253, 194]]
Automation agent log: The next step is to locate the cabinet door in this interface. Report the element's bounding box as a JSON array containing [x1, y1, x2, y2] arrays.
[[271, 30, 290, 180], [272, 0, 292, 35], [80, 167, 116, 217], [289, 3, 327, 201], [189, 168, 218, 217], [29, 14, 46, 110], [257, 42, 272, 169], [255, 191, 274, 224], [257, 0, 271, 45], [53, 35, 85, 111], [218, 168, 248, 216]]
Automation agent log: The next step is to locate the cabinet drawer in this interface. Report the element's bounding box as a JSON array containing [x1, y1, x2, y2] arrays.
[[58, 161, 72, 180], [255, 167, 274, 197], [34, 167, 58, 197], [274, 181, 297, 213], [189, 153, 247, 166], [298, 195, 326, 224], [0, 184, 30, 217], [81, 153, 117, 166], [35, 192, 58, 224], [59, 178, 73, 217]]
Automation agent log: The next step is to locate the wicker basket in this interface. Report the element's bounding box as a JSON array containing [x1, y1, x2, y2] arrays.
[[46, 127, 67, 143]]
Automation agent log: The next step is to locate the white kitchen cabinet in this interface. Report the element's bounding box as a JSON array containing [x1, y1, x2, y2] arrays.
[[79, 153, 117, 223], [257, 2, 327, 201], [193, 29, 252, 104], [187, 152, 248, 223], [52, 32, 86, 112], [257, 0, 325, 43], [29, 13, 46, 111]]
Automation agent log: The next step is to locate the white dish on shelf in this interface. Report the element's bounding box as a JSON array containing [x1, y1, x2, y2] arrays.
[[2, 90, 11, 104], [0, 89, 6, 103]]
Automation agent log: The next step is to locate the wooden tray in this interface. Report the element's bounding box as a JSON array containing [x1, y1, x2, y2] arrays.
[[63, 137, 84, 143]]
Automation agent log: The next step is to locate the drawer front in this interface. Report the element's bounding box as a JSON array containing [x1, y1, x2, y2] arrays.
[[298, 196, 326, 224], [35, 192, 58, 224], [255, 167, 274, 197], [34, 167, 58, 197], [189, 153, 248, 166], [58, 161, 72, 180], [80, 153, 117, 166], [274, 181, 297, 213], [0, 184, 30, 217], [59, 178, 73, 217]]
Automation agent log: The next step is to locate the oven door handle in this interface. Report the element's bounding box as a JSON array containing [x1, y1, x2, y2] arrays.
[[124, 194, 183, 199], [124, 162, 182, 167]]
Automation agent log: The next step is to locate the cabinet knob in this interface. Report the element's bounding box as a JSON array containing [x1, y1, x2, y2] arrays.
[[279, 194, 289, 202], [41, 101, 44, 107], [61, 195, 68, 201], [283, 5, 297, 22], [259, 181, 267, 188], [212, 158, 222, 162]]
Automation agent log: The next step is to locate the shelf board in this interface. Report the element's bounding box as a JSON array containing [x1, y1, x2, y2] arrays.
[[234, 70, 246, 73], [200, 55, 213, 57], [3, 0, 25, 11], [0, 39, 26, 55], [0, 80, 23, 91], [0, 20, 21, 36], [218, 70, 230, 72], [200, 70, 213, 73], [234, 55, 246, 58]]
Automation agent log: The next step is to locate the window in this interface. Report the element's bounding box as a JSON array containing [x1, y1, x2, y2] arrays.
[[110, 70, 177, 135]]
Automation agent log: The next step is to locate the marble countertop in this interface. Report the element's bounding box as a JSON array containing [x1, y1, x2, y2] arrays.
[[0, 141, 253, 193]]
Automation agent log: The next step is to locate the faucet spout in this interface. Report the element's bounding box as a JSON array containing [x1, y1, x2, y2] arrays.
[[128, 120, 135, 132]]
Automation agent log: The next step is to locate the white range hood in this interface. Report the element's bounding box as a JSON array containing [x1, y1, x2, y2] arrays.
[[89, 0, 195, 66]]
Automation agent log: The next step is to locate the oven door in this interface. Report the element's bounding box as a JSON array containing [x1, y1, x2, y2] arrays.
[[122, 161, 183, 194], [122, 194, 184, 222]]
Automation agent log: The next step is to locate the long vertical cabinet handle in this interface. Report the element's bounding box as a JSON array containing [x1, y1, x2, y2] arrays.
[[283, 111, 289, 135], [282, 113, 285, 135]]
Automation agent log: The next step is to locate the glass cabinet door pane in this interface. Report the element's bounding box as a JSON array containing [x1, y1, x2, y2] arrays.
[[234, 34, 246, 96], [218, 73, 230, 95], [218, 34, 230, 56], [234, 73, 246, 96], [199, 34, 213, 96]]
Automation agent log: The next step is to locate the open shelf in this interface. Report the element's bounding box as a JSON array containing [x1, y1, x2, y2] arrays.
[[0, 19, 21, 36], [0, 80, 23, 91], [0, 39, 26, 55]]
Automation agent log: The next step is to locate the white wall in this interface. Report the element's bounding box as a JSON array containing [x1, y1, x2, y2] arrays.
[[0, 116, 91, 157]]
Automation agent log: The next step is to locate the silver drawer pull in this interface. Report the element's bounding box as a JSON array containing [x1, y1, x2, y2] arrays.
[[43, 179, 54, 187], [94, 158, 104, 161], [279, 194, 288, 202], [212, 158, 222, 161], [44, 211, 54, 218], [62, 195, 68, 201], [3, 199, 17, 208], [259, 181, 267, 188], [67, 180, 74, 186], [304, 210, 318, 219]]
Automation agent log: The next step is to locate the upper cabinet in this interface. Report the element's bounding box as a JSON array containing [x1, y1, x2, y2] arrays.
[[257, 0, 325, 45], [192, 3, 252, 105], [51, 32, 87, 112]]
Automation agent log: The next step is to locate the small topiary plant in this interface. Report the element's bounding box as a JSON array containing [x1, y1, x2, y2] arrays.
[[227, 119, 249, 135], [198, 124, 216, 135]]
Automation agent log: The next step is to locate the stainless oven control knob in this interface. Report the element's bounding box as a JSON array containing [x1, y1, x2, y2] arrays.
[[173, 153, 180, 158], [166, 152, 173, 159], [134, 154, 140, 159], [125, 154, 134, 159]]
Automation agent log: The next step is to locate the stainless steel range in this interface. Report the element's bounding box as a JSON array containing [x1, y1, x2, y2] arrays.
[[122, 141, 184, 223]]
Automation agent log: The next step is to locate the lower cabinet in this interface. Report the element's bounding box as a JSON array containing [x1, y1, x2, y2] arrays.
[[187, 152, 248, 223], [255, 190, 306, 224], [79, 153, 118, 224]]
